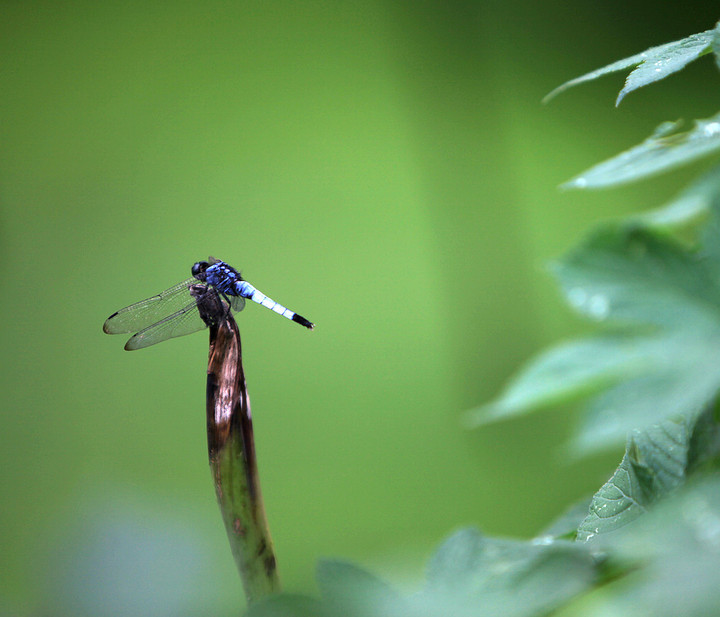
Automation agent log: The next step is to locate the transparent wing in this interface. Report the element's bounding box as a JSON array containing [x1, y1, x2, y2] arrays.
[[123, 299, 210, 350], [103, 277, 198, 334], [230, 295, 246, 312]]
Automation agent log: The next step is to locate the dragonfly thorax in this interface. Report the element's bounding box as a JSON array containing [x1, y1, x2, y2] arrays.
[[205, 262, 243, 295]]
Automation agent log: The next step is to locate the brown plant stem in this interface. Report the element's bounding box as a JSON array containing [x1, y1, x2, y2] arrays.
[[192, 284, 280, 604]]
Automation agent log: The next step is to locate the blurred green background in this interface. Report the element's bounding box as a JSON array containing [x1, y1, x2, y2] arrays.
[[2, 2, 718, 615]]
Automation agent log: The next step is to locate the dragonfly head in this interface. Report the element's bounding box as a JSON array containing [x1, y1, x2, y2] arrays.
[[192, 261, 210, 281]]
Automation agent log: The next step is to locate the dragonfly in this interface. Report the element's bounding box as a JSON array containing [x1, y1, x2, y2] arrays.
[[103, 257, 314, 350]]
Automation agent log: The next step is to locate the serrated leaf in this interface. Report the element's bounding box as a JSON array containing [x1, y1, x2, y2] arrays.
[[412, 529, 597, 617], [712, 20, 720, 72], [584, 475, 720, 617], [577, 415, 696, 541], [616, 31, 713, 105], [477, 221, 720, 453], [563, 114, 720, 189], [544, 29, 713, 105]]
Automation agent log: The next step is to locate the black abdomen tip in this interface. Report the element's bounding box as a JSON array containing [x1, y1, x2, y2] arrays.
[[292, 314, 314, 330]]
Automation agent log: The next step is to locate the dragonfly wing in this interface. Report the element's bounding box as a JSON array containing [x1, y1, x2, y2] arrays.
[[103, 277, 198, 334], [230, 295, 246, 312], [123, 300, 209, 350]]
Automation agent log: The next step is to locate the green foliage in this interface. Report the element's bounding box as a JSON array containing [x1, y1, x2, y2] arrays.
[[247, 532, 601, 617], [315, 560, 401, 617], [412, 530, 598, 617], [543, 28, 715, 106], [470, 206, 720, 453], [577, 406, 720, 541], [562, 117, 720, 189], [244, 593, 322, 617], [245, 19, 720, 617], [585, 475, 720, 616]]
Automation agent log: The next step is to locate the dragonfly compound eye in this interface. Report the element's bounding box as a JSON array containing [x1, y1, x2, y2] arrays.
[[192, 261, 209, 279]]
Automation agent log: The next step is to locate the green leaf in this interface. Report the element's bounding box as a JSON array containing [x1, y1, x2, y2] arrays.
[[557, 225, 720, 451], [563, 114, 720, 189], [630, 163, 720, 231], [316, 560, 401, 617], [424, 528, 485, 589], [244, 594, 323, 617], [466, 337, 651, 427], [576, 412, 709, 541], [544, 29, 713, 105], [410, 528, 597, 617], [584, 474, 720, 617], [540, 499, 593, 540], [712, 20, 720, 72], [686, 403, 720, 471], [476, 220, 720, 453]]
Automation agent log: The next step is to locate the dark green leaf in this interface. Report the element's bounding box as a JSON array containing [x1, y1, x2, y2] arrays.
[[544, 29, 713, 105], [686, 403, 720, 471], [577, 416, 695, 541], [563, 114, 720, 189]]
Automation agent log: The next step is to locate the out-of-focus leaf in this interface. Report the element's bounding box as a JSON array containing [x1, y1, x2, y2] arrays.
[[475, 220, 720, 453], [540, 499, 593, 540], [556, 225, 720, 451], [50, 506, 225, 617], [244, 594, 322, 617], [576, 410, 715, 541], [631, 163, 720, 231], [562, 114, 720, 189], [408, 528, 598, 617], [466, 337, 650, 427], [424, 528, 485, 588], [544, 29, 713, 105], [581, 475, 720, 617], [316, 560, 402, 617], [249, 533, 600, 617]]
